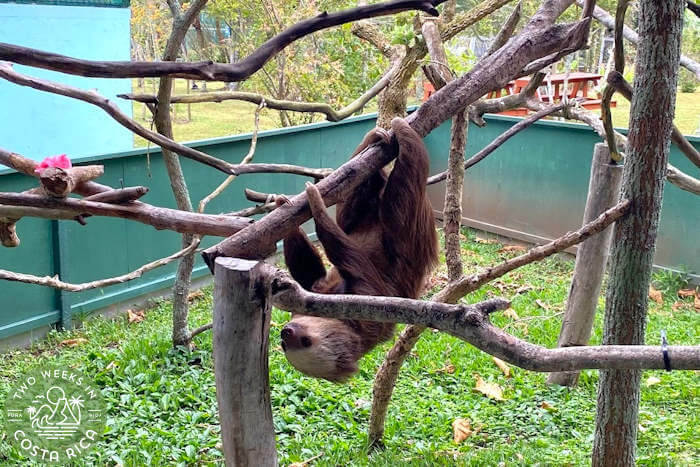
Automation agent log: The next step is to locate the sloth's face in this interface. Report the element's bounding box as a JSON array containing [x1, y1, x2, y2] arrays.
[[280, 315, 362, 382]]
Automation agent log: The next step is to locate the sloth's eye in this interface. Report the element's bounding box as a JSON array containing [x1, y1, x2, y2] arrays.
[[301, 337, 312, 348]]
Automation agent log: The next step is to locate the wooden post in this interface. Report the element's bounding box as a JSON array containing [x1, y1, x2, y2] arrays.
[[547, 143, 622, 386], [213, 257, 277, 467]]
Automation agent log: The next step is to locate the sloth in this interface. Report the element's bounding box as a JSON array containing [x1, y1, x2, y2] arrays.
[[280, 117, 438, 382]]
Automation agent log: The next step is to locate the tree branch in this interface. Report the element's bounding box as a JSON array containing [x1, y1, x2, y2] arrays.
[[575, 1, 700, 80], [267, 266, 700, 371], [0, 192, 253, 237], [485, 0, 522, 56], [0, 63, 331, 179], [0, 0, 446, 81], [202, 2, 591, 267], [435, 199, 631, 303], [0, 238, 200, 292], [428, 101, 568, 185], [120, 63, 398, 122]]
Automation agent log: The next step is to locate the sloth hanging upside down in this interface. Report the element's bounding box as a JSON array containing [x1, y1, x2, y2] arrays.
[[280, 118, 439, 382]]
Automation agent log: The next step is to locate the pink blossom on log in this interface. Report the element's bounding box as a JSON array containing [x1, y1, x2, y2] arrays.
[[34, 154, 72, 173]]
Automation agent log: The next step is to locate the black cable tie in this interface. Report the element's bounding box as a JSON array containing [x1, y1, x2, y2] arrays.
[[660, 330, 671, 371]]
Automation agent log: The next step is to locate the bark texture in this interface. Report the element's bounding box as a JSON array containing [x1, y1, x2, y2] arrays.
[[592, 0, 684, 465], [548, 143, 622, 387], [213, 258, 276, 467]]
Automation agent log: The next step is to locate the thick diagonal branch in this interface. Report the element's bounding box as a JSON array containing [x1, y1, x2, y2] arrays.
[[202, 4, 591, 266]]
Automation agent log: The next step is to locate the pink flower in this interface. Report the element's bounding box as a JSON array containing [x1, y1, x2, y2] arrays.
[[34, 154, 72, 174]]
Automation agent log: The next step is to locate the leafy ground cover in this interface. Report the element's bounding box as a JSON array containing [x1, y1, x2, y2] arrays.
[[1, 229, 698, 466], [131, 79, 700, 146]]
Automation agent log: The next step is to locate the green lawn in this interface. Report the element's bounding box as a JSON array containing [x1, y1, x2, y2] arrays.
[[607, 88, 700, 135], [1, 229, 698, 466]]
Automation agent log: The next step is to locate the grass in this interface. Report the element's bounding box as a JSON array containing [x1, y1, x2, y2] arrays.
[[1, 229, 698, 466], [606, 88, 700, 135], [130, 79, 700, 146]]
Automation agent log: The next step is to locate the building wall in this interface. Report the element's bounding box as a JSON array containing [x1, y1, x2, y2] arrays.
[[0, 3, 132, 160]]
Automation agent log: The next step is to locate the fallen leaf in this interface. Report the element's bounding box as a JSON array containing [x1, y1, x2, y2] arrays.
[[645, 376, 661, 387], [493, 281, 508, 292], [498, 245, 526, 253], [503, 309, 519, 320], [436, 363, 456, 374], [541, 401, 556, 412], [695, 293, 700, 311], [452, 418, 473, 443], [187, 290, 205, 302], [475, 237, 499, 245], [535, 299, 549, 310], [127, 309, 145, 324], [473, 375, 504, 401], [60, 338, 88, 347], [516, 453, 524, 461], [677, 289, 696, 298], [515, 285, 533, 295], [492, 357, 511, 378], [671, 301, 685, 312], [354, 399, 370, 409], [649, 286, 663, 304], [288, 452, 323, 467]]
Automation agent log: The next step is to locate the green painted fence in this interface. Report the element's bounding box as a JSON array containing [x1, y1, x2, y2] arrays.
[[1, 112, 698, 342]]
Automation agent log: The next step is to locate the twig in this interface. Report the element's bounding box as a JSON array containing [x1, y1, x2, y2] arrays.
[[0, 238, 200, 291], [575, 1, 700, 80], [188, 322, 213, 339], [120, 63, 399, 122], [428, 102, 569, 185], [485, 1, 522, 56], [199, 101, 265, 214], [0, 1, 445, 81], [435, 199, 631, 303]]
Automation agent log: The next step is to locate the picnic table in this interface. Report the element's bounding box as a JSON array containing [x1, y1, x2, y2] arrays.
[[422, 72, 615, 116]]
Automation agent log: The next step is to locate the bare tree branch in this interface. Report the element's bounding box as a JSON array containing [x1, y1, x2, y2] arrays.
[[199, 102, 265, 214], [120, 63, 399, 122], [0, 238, 200, 292], [575, 1, 700, 80], [435, 199, 630, 303], [428, 101, 569, 185], [0, 192, 253, 237], [267, 266, 700, 371], [607, 71, 700, 169], [485, 1, 522, 56], [0, 0, 446, 81]]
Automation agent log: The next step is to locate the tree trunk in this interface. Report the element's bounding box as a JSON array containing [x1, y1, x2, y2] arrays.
[[213, 258, 276, 467], [592, 1, 684, 465], [548, 143, 622, 387]]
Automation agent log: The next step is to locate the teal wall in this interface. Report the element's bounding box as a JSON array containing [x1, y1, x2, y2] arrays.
[[0, 4, 132, 160], [0, 113, 698, 341]]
